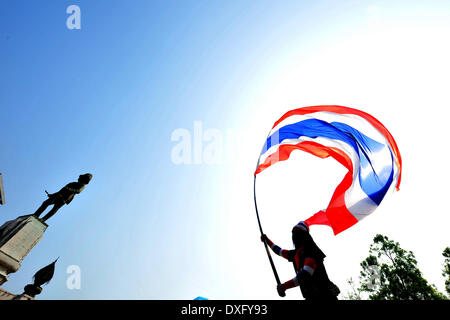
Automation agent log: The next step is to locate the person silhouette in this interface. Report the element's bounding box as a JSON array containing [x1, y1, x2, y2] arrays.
[[261, 221, 340, 300]]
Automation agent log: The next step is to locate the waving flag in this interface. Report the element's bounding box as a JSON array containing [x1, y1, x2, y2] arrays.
[[255, 105, 402, 235]]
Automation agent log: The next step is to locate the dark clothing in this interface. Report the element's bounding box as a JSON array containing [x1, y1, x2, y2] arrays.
[[267, 236, 340, 300], [287, 247, 339, 300]]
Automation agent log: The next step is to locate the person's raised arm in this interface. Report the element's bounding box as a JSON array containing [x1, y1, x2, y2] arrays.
[[260, 234, 290, 260]]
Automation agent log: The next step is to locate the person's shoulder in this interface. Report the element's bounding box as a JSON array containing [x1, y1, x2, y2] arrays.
[[304, 246, 326, 261]]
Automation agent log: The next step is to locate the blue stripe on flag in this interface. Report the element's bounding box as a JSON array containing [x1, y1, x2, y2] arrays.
[[262, 119, 394, 205]]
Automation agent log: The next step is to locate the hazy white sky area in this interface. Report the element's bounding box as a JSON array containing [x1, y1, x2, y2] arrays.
[[215, 3, 450, 299]]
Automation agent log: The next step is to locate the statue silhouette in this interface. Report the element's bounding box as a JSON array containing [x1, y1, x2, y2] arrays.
[[33, 173, 92, 222]]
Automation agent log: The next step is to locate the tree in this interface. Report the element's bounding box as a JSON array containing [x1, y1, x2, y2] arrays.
[[443, 247, 450, 296], [348, 234, 447, 300], [342, 277, 362, 300]]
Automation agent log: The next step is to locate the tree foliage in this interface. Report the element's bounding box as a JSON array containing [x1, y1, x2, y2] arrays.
[[347, 234, 447, 300], [443, 247, 450, 296]]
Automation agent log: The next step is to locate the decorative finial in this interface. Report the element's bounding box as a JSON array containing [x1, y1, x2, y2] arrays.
[[22, 258, 58, 298]]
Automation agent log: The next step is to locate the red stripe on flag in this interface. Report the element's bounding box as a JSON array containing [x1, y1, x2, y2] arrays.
[[255, 141, 338, 174], [255, 141, 358, 235]]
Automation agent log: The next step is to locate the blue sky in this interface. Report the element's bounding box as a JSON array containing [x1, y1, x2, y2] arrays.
[[1, 1, 450, 299]]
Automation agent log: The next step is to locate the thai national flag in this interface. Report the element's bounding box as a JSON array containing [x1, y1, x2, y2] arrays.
[[255, 105, 402, 235]]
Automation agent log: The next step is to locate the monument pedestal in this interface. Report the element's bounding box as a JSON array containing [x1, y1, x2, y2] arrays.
[[0, 215, 47, 285], [0, 288, 34, 300]]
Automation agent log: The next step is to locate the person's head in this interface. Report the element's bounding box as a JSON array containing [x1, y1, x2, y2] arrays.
[[291, 221, 310, 249], [78, 173, 93, 184]]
